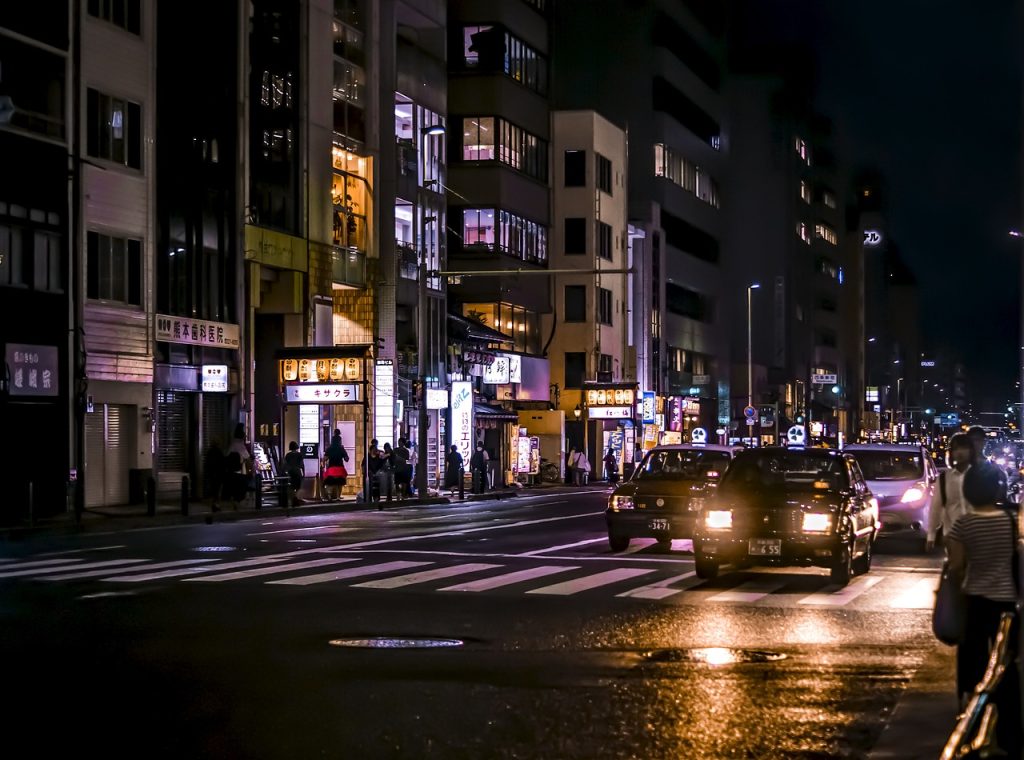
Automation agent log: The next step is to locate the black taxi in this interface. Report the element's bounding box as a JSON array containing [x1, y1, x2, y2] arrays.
[[605, 443, 741, 551], [692, 446, 879, 587]]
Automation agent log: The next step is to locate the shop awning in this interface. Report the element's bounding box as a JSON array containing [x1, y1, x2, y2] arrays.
[[474, 403, 519, 423], [447, 313, 514, 344]]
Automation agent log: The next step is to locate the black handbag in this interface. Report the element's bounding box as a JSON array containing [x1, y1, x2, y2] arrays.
[[932, 561, 967, 646]]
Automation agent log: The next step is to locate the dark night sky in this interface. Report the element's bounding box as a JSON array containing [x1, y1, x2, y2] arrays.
[[733, 1, 1023, 405]]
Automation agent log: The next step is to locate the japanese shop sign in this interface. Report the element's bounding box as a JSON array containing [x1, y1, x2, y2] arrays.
[[588, 406, 633, 420], [482, 353, 522, 385], [585, 388, 635, 407], [156, 314, 240, 349], [451, 381, 474, 464], [426, 388, 450, 409], [201, 365, 229, 392], [6, 343, 58, 397], [283, 384, 362, 403], [641, 392, 656, 424], [374, 359, 395, 447], [279, 357, 362, 383]]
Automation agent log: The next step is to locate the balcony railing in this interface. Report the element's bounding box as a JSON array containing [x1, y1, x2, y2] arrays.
[[397, 241, 419, 280], [331, 247, 366, 288]]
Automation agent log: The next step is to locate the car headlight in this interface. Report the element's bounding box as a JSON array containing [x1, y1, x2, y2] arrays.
[[610, 495, 634, 511], [802, 512, 833, 533], [704, 510, 733, 530], [900, 485, 925, 503]]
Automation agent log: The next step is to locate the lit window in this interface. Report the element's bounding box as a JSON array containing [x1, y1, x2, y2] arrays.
[[652, 143, 720, 209], [796, 223, 811, 244], [814, 223, 838, 246], [794, 136, 810, 165], [800, 181, 812, 204]]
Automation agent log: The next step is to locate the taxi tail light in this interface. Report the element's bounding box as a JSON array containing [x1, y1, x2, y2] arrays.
[[704, 510, 733, 530], [801, 513, 832, 533]]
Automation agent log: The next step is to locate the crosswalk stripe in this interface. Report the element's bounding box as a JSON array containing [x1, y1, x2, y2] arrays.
[[527, 567, 657, 596], [707, 578, 787, 603], [888, 577, 938, 609], [798, 575, 884, 606], [104, 550, 325, 583], [268, 561, 431, 587], [439, 565, 578, 592], [187, 557, 361, 583], [0, 558, 83, 574], [517, 538, 606, 556], [352, 563, 502, 589], [43, 559, 214, 581], [0, 559, 142, 579], [617, 571, 700, 600]]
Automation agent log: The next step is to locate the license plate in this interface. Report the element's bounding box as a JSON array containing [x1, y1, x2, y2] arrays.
[[749, 538, 781, 556], [648, 518, 670, 532]]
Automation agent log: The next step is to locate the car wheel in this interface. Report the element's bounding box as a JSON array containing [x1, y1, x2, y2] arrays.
[[830, 541, 853, 587], [608, 534, 630, 552], [852, 536, 873, 575], [655, 536, 672, 551], [695, 555, 719, 579]]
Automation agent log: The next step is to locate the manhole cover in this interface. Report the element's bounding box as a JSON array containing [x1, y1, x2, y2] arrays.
[[329, 637, 465, 650], [642, 647, 786, 665]]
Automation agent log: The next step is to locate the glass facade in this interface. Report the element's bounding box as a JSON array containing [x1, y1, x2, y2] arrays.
[[461, 26, 547, 95], [653, 143, 720, 209], [463, 301, 541, 354], [460, 116, 547, 181], [461, 208, 547, 264]]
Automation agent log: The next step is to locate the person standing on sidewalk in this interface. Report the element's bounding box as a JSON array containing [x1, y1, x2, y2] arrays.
[[224, 423, 252, 509], [393, 439, 412, 500], [945, 462, 1021, 756], [566, 446, 577, 485], [573, 449, 591, 486], [470, 442, 489, 494], [926, 432, 973, 551], [444, 445, 464, 495], [604, 447, 619, 485], [379, 443, 396, 504]]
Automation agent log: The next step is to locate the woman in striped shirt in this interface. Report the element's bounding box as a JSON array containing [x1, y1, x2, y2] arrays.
[[946, 462, 1020, 755]]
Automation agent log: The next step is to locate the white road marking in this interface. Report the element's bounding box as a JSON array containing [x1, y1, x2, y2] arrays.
[[707, 578, 787, 603], [36, 545, 125, 557], [440, 565, 579, 592], [246, 525, 358, 537], [888, 577, 938, 609], [104, 550, 327, 582], [328, 548, 694, 565], [526, 567, 657, 596], [0, 558, 143, 579], [616, 571, 701, 600], [0, 558, 83, 572], [516, 538, 606, 556], [268, 560, 431, 587], [352, 563, 502, 589], [622, 540, 658, 555], [185, 558, 360, 582], [43, 559, 215, 581], [798, 575, 884, 606]]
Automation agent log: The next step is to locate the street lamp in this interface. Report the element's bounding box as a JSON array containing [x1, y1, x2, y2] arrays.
[[747, 283, 760, 411], [573, 404, 582, 420]]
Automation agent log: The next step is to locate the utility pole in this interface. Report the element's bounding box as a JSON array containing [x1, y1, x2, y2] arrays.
[[416, 253, 429, 498]]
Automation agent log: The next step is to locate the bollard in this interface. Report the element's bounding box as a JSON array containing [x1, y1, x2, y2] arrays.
[[459, 470, 465, 500], [277, 477, 290, 510], [146, 476, 157, 516], [254, 471, 262, 511], [180, 475, 189, 516]]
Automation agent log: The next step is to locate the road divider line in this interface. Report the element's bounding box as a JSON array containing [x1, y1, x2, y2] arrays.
[[440, 565, 579, 592], [43, 559, 214, 581], [0, 558, 84, 572], [352, 563, 502, 589], [268, 560, 431, 587], [516, 538, 606, 556], [247, 525, 358, 537], [36, 545, 125, 557], [797, 575, 884, 606], [186, 557, 362, 582], [104, 549, 327, 582], [616, 571, 700, 600], [707, 578, 787, 603], [0, 558, 143, 579], [526, 567, 656, 596]]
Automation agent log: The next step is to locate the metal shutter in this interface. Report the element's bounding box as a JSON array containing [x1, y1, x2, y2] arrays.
[[156, 390, 189, 493], [84, 410, 106, 508], [104, 405, 132, 505]]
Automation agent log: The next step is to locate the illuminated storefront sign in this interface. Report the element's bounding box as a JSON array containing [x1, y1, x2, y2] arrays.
[[426, 388, 449, 410], [588, 406, 633, 420], [284, 384, 362, 403], [451, 381, 474, 464], [156, 314, 240, 349], [863, 230, 883, 247], [483, 353, 522, 385], [641, 391, 656, 424], [201, 365, 229, 392], [279, 357, 362, 383], [374, 359, 395, 447], [586, 388, 635, 407], [6, 343, 59, 397]]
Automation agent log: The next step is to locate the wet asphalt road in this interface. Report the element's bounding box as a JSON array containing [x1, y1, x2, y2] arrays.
[[0, 490, 946, 759]]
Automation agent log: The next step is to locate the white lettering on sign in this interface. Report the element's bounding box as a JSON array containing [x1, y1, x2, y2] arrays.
[[863, 230, 883, 247], [374, 359, 395, 447], [156, 314, 240, 349], [283, 384, 362, 403], [451, 381, 474, 464]]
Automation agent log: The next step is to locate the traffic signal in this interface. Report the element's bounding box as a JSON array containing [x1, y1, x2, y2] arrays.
[[795, 414, 805, 425]]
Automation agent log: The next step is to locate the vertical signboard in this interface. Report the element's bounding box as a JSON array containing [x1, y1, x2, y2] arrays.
[[374, 359, 395, 447], [451, 380, 474, 465]]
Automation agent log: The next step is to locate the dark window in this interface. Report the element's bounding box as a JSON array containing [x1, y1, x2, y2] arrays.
[[652, 12, 719, 90], [598, 354, 613, 374], [87, 231, 143, 306], [597, 222, 613, 260], [596, 154, 612, 194], [564, 285, 586, 322], [652, 76, 720, 146], [818, 330, 838, 348], [86, 88, 142, 169], [0, 223, 27, 287], [564, 352, 586, 389], [565, 217, 586, 255], [661, 209, 719, 264], [87, 0, 142, 35], [564, 150, 585, 187], [598, 287, 613, 325], [33, 231, 62, 292], [462, 26, 547, 95], [666, 283, 710, 321], [818, 295, 837, 312]]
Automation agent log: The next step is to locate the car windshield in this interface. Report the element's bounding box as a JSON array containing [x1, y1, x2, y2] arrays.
[[848, 450, 923, 481], [719, 450, 846, 492], [634, 450, 731, 481]]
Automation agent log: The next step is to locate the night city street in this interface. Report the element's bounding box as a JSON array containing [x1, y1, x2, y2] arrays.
[[2, 490, 951, 758]]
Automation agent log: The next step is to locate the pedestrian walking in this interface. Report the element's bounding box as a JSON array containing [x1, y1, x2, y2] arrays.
[[393, 438, 413, 500], [379, 442, 396, 504], [445, 445, 464, 495], [364, 439, 383, 503], [566, 446, 577, 485], [470, 442, 489, 494], [966, 425, 1008, 502], [224, 423, 252, 509], [284, 441, 304, 508], [573, 449, 591, 486], [322, 429, 350, 501], [926, 432, 973, 551], [604, 447, 619, 484], [204, 438, 225, 513], [945, 462, 1021, 756]]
